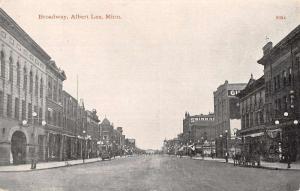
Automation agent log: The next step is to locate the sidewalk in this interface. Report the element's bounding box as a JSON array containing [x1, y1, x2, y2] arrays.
[[192, 156, 300, 170], [0, 156, 122, 172]]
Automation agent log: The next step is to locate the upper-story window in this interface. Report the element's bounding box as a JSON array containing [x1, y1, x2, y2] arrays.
[[1, 51, 5, 78], [283, 70, 287, 86], [273, 77, 277, 90], [58, 84, 62, 103], [297, 57, 300, 81], [48, 78, 52, 99], [277, 75, 281, 89], [29, 71, 33, 93], [23, 67, 27, 91], [288, 67, 292, 85], [40, 77, 43, 98], [17, 62, 20, 86], [9, 57, 13, 82], [35, 74, 38, 97], [53, 80, 57, 102]]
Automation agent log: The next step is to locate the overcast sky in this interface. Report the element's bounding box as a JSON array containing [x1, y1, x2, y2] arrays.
[[2, 0, 299, 149]]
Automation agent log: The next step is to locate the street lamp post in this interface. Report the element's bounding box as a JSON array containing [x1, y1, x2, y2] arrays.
[[219, 134, 223, 159], [201, 137, 204, 159], [22, 112, 47, 169], [225, 130, 228, 163], [79, 130, 91, 163], [274, 111, 299, 169]]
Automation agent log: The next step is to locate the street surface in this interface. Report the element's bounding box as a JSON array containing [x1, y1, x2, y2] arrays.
[[0, 155, 300, 191]]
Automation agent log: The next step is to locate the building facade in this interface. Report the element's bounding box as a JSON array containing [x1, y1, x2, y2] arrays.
[[0, 9, 134, 165], [0, 9, 50, 165], [62, 90, 80, 160], [183, 112, 214, 140], [86, 109, 100, 158], [237, 75, 266, 158], [45, 60, 66, 161], [213, 80, 247, 157], [257, 25, 300, 162]]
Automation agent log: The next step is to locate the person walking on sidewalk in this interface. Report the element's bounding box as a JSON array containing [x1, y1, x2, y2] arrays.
[[286, 151, 291, 169]]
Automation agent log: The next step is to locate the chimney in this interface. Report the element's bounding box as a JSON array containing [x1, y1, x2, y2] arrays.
[[263, 42, 273, 55]]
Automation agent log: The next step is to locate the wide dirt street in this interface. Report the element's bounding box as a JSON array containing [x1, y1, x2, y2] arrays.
[[0, 155, 300, 191]]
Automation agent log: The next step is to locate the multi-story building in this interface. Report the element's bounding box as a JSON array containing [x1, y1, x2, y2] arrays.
[[183, 112, 215, 143], [45, 60, 66, 161], [237, 75, 265, 158], [77, 99, 87, 158], [86, 109, 100, 158], [99, 118, 113, 143], [182, 112, 215, 155], [62, 90, 79, 160], [213, 80, 246, 157], [125, 138, 136, 154], [0, 9, 50, 165], [258, 25, 300, 162], [113, 127, 125, 155]]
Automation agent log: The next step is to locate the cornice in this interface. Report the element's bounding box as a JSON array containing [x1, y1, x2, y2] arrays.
[[258, 25, 300, 65], [0, 8, 51, 63]]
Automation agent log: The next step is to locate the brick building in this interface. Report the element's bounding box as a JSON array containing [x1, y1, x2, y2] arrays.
[[62, 90, 80, 160], [45, 60, 66, 161], [0, 8, 134, 165], [213, 80, 246, 157], [257, 25, 300, 162], [86, 109, 100, 158], [237, 75, 265, 158], [0, 8, 49, 165], [183, 113, 215, 142]]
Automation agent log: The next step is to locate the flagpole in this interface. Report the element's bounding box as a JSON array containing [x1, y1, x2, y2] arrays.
[[77, 74, 79, 103]]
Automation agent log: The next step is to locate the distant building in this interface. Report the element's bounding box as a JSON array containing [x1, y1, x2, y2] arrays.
[[213, 80, 246, 157], [99, 118, 114, 144], [86, 109, 100, 158], [125, 138, 136, 154], [182, 112, 215, 144]]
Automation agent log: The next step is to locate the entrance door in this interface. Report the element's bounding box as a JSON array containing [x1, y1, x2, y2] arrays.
[[67, 137, 71, 159], [11, 131, 27, 165]]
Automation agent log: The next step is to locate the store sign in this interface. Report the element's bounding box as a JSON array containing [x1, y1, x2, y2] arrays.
[[228, 90, 241, 96]]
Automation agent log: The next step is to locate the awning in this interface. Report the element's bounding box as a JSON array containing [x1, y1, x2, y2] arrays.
[[244, 132, 264, 138]]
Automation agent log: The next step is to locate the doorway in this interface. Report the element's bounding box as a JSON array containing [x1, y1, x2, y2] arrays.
[[11, 131, 27, 165]]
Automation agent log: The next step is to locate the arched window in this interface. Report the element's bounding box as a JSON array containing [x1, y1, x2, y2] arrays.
[[17, 62, 20, 86], [48, 78, 52, 99], [9, 57, 13, 82], [35, 74, 38, 96], [29, 71, 33, 93], [40, 77, 43, 98], [23, 67, 27, 90], [0, 51, 5, 77]]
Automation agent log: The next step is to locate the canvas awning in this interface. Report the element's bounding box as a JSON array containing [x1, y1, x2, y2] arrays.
[[244, 132, 264, 138]]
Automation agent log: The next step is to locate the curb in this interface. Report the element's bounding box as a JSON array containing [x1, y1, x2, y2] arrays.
[[191, 157, 300, 171], [0, 158, 111, 173]]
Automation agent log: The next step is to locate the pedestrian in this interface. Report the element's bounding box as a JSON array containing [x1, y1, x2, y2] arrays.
[[287, 152, 291, 169]]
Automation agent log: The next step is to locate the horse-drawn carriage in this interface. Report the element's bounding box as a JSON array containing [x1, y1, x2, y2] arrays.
[[233, 152, 261, 167]]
